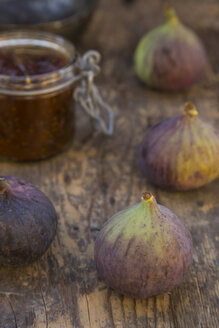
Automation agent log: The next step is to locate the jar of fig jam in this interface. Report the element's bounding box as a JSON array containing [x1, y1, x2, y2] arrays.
[[0, 31, 113, 161]]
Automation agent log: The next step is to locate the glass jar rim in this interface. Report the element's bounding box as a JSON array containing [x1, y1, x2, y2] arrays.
[[0, 30, 79, 96]]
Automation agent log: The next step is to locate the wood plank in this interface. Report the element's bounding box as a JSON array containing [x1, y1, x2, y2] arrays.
[[0, 0, 218, 327]]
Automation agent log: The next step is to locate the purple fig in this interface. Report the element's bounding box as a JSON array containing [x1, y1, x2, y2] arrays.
[[134, 6, 207, 91], [94, 192, 193, 299], [139, 103, 219, 190], [0, 176, 58, 265]]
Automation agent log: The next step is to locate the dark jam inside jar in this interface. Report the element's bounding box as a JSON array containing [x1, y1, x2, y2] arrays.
[[0, 31, 78, 161], [0, 48, 68, 76]]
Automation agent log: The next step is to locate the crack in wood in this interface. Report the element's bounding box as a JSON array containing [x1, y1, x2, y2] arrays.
[[120, 294, 126, 328], [153, 296, 158, 328], [85, 291, 92, 328], [169, 294, 177, 328], [106, 289, 116, 328], [195, 276, 208, 327], [6, 294, 18, 328], [37, 263, 49, 328]]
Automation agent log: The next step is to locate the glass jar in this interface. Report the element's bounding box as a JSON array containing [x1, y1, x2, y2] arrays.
[[0, 31, 113, 161]]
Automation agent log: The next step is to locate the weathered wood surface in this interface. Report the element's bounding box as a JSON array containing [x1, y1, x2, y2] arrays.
[[0, 0, 218, 327]]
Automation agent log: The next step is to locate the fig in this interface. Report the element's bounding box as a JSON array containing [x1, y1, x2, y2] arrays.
[[139, 103, 219, 190], [134, 6, 207, 91], [0, 176, 58, 265], [94, 192, 193, 299]]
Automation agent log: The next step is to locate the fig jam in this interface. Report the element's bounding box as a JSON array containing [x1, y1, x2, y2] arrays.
[[0, 49, 67, 76], [0, 31, 78, 161]]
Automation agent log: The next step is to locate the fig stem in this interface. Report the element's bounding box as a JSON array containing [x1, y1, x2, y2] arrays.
[[142, 192, 153, 202], [164, 4, 179, 24], [184, 102, 198, 117], [0, 178, 11, 195]]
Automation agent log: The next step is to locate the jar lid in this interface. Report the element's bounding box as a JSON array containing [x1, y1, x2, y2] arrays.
[[0, 31, 78, 96]]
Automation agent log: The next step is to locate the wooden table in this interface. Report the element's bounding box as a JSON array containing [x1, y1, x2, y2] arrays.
[[0, 0, 218, 327]]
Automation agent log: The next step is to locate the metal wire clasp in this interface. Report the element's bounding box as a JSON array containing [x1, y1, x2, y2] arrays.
[[74, 50, 114, 136]]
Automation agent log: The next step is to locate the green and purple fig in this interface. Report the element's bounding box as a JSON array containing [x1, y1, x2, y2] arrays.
[[139, 103, 219, 190], [94, 192, 193, 299], [134, 6, 207, 91]]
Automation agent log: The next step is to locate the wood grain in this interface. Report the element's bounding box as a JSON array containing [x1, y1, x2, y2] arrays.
[[0, 0, 218, 327]]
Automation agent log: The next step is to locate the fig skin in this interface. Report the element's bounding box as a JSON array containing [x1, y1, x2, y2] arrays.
[[94, 192, 193, 299], [139, 103, 219, 191], [134, 6, 206, 91], [0, 176, 58, 266]]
